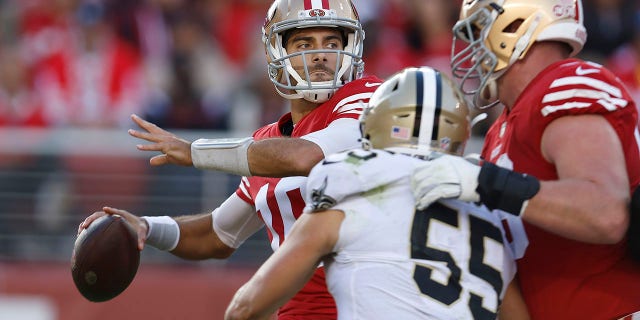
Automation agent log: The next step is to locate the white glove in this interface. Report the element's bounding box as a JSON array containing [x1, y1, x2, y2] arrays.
[[411, 154, 481, 210]]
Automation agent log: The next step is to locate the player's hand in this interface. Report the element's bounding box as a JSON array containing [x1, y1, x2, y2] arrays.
[[411, 154, 481, 210], [78, 207, 149, 251], [128, 114, 193, 167]]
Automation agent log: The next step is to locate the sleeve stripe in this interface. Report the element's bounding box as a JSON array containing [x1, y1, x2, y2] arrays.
[[597, 98, 627, 112], [336, 110, 363, 117], [543, 89, 629, 108], [335, 102, 365, 114], [237, 177, 251, 200], [541, 102, 592, 116], [333, 92, 374, 113], [550, 76, 623, 98]]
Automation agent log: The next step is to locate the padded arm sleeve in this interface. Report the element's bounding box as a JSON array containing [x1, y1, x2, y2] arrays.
[[191, 137, 253, 176], [212, 193, 264, 248]]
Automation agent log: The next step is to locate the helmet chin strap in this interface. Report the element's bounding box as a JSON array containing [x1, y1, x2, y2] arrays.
[[299, 86, 336, 103], [475, 77, 500, 109]]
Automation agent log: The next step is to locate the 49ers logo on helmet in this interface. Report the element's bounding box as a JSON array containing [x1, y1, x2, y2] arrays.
[[309, 9, 326, 17], [304, 0, 330, 10], [553, 0, 580, 20]]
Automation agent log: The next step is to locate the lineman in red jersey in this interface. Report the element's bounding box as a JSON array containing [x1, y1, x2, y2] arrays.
[[78, 1, 382, 319], [479, 58, 640, 319], [409, 0, 640, 319]]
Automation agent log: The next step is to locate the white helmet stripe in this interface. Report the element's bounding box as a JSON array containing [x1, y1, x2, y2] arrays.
[[418, 68, 440, 151]]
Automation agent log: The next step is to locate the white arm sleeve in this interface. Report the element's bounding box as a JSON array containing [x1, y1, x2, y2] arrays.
[[191, 137, 253, 176], [212, 193, 264, 249], [302, 118, 361, 156]]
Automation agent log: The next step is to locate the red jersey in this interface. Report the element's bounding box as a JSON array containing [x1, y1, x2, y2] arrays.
[[235, 76, 383, 319], [481, 59, 640, 319]]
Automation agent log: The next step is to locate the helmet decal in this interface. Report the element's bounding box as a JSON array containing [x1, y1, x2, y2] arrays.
[[553, 0, 577, 19], [391, 126, 411, 140]]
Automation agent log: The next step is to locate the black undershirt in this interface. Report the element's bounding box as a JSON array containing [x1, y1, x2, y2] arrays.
[[280, 119, 294, 136]]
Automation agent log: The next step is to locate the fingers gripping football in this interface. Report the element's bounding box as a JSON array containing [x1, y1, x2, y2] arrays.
[[411, 154, 481, 210], [79, 207, 149, 251]]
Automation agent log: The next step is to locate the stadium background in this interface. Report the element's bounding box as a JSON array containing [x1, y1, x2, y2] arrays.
[[0, 0, 638, 319]]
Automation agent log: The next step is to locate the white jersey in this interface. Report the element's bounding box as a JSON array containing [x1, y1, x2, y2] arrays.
[[304, 148, 528, 320]]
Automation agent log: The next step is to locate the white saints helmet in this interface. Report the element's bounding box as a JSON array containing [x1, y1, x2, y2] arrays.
[[451, 0, 587, 108], [360, 67, 471, 157], [262, 0, 365, 103]]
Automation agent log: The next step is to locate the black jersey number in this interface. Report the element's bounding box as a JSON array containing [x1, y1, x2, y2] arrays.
[[411, 202, 504, 319]]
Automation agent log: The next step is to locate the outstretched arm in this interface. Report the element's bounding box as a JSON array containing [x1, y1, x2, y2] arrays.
[[129, 114, 359, 177], [128, 114, 324, 177], [224, 210, 343, 320]]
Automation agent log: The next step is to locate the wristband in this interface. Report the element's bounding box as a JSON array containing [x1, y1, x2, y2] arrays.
[[476, 162, 540, 216], [191, 137, 253, 176], [142, 216, 180, 251]]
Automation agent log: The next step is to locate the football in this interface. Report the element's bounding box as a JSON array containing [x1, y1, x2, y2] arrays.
[[71, 214, 140, 302]]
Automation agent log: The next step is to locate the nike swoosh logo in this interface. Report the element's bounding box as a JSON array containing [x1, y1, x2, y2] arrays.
[[575, 66, 600, 76], [322, 159, 341, 165], [364, 82, 381, 87]]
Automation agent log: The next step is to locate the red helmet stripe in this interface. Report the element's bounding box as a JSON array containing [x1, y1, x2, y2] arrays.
[[574, 0, 581, 21], [305, 0, 331, 10]]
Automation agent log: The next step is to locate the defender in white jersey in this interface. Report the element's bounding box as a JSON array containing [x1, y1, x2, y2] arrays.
[[225, 67, 529, 320]]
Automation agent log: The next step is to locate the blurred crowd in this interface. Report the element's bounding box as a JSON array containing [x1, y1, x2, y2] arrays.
[[0, 0, 638, 264], [0, 0, 638, 132]]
